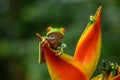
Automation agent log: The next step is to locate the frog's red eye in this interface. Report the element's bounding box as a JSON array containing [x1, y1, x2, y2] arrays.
[[61, 28, 66, 33], [47, 27, 51, 32]]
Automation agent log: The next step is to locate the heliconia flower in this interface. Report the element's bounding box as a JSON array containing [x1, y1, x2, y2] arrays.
[[91, 61, 120, 80], [36, 6, 102, 80]]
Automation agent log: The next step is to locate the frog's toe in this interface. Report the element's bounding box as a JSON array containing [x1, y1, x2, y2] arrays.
[[40, 37, 46, 44]]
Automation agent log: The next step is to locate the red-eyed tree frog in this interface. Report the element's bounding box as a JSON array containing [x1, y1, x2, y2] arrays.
[[39, 27, 66, 63]]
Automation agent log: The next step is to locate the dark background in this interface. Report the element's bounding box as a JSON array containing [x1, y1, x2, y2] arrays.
[[0, 0, 120, 80]]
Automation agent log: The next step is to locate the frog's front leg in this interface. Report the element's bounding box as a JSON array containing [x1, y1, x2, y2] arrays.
[[56, 43, 66, 56]]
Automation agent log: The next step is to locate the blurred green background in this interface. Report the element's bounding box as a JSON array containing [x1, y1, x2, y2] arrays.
[[0, 0, 120, 80]]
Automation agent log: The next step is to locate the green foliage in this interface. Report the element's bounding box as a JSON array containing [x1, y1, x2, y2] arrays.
[[0, 0, 120, 80]]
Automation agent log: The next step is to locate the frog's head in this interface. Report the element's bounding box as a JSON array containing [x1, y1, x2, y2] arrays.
[[46, 27, 65, 38]]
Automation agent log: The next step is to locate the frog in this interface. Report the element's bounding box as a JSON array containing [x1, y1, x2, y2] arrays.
[[46, 27, 66, 55], [38, 27, 66, 63]]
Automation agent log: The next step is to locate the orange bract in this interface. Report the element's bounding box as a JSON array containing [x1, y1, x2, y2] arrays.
[[41, 41, 88, 80], [74, 6, 102, 78]]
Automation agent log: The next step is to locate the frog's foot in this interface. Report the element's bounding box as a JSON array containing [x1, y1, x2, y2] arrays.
[[41, 37, 48, 47], [53, 50, 62, 56], [40, 36, 46, 44]]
